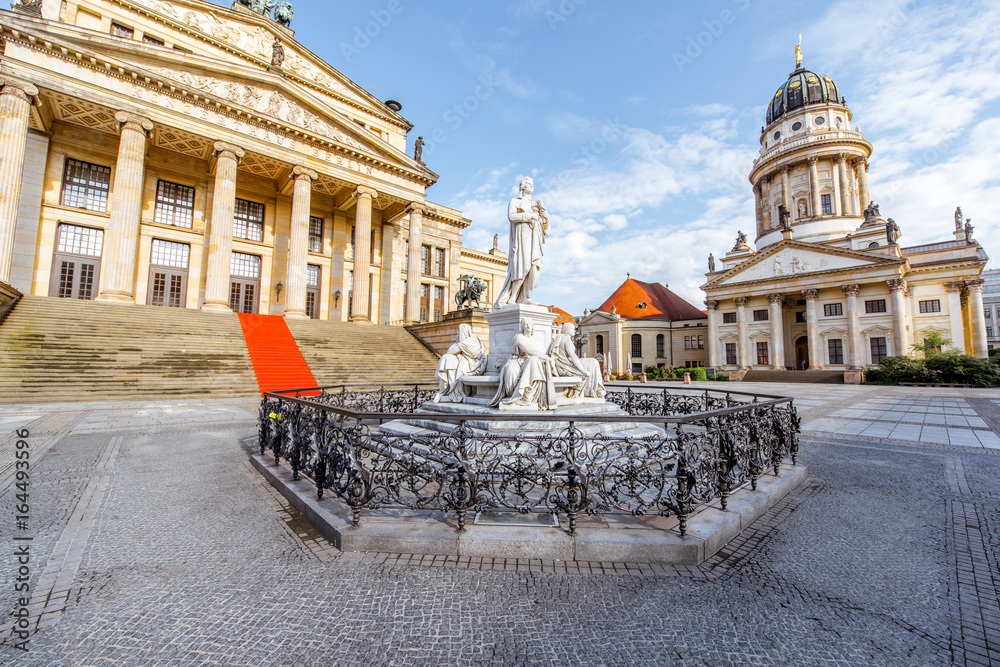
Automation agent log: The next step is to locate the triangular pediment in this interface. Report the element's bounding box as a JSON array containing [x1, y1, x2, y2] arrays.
[[580, 311, 620, 325], [706, 241, 904, 288]]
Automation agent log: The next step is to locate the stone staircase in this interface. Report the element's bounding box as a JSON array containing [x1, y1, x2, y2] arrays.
[[0, 296, 259, 403], [740, 369, 845, 384], [0, 297, 441, 403], [285, 318, 438, 388]]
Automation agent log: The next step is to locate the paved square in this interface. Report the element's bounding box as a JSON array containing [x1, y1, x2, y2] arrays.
[[0, 384, 998, 665]]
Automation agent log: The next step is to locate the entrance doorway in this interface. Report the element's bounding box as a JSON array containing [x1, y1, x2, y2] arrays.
[[49, 224, 104, 300], [147, 239, 189, 308], [795, 335, 809, 370], [229, 252, 260, 314]]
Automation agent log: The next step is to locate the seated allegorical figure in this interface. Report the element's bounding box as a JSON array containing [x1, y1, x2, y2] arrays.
[[433, 323, 487, 403], [548, 322, 606, 399], [491, 318, 556, 411]]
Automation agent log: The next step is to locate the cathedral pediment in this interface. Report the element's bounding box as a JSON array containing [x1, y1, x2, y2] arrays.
[[706, 241, 904, 288]]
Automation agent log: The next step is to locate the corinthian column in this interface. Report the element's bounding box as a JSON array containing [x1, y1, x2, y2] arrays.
[[966, 279, 988, 358], [735, 296, 750, 368], [887, 278, 907, 356], [837, 154, 853, 216], [780, 166, 791, 213], [0, 78, 37, 284], [284, 166, 318, 319], [350, 186, 377, 322], [943, 281, 966, 354], [803, 288, 820, 369], [854, 158, 870, 213], [405, 202, 426, 323], [96, 111, 154, 303], [767, 293, 785, 369], [706, 299, 719, 368], [842, 284, 862, 369], [203, 142, 244, 311], [807, 157, 820, 217]]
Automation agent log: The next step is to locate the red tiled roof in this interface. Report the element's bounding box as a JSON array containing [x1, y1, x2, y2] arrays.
[[547, 305, 574, 325], [595, 279, 706, 321]]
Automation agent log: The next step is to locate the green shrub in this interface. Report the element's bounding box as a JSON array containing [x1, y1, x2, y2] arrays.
[[689, 366, 707, 381], [872, 355, 937, 384], [990, 347, 1000, 365], [925, 353, 999, 386]]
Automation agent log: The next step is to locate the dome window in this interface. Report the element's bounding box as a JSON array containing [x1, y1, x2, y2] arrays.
[[773, 131, 781, 140], [637, 301, 648, 310], [792, 121, 803, 131], [814, 116, 825, 125], [835, 116, 843, 126], [867, 241, 880, 248]]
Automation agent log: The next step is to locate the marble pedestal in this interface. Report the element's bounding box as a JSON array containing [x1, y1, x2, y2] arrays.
[[485, 303, 557, 374]]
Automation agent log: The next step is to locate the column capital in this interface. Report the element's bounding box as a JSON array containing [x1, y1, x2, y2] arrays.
[[705, 299, 719, 311], [943, 280, 964, 293], [835, 152, 847, 163], [354, 185, 378, 200], [886, 278, 906, 293], [802, 288, 819, 300], [213, 141, 245, 162], [767, 292, 784, 304], [734, 296, 749, 307], [841, 283, 860, 296], [852, 157, 868, 170], [964, 278, 985, 293], [291, 165, 318, 182], [0, 76, 39, 103], [807, 156, 819, 166], [406, 201, 428, 216], [779, 165, 791, 175], [114, 111, 154, 136]]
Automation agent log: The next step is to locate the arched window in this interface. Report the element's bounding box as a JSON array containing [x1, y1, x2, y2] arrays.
[[596, 335, 604, 355], [631, 334, 642, 357], [656, 334, 665, 358]]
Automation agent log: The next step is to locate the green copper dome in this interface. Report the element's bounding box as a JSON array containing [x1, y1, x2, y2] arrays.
[[766, 66, 843, 125]]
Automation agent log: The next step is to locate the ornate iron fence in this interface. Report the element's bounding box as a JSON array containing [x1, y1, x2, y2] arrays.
[[258, 384, 799, 537]]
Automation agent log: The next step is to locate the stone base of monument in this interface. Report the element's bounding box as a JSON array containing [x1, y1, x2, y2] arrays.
[[251, 452, 808, 565]]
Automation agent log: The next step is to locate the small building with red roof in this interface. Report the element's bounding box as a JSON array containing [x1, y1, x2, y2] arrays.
[[578, 278, 708, 374]]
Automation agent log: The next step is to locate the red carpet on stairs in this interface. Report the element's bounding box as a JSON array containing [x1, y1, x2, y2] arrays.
[[237, 313, 319, 396]]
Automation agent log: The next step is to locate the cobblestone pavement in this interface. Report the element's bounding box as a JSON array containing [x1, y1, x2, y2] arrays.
[[0, 387, 998, 665]]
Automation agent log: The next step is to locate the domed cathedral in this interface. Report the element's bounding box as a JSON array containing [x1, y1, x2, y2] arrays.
[[702, 43, 990, 383]]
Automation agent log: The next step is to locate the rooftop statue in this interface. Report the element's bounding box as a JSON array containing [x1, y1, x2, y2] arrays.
[[708, 253, 716, 272], [732, 230, 751, 252], [886, 218, 900, 245], [955, 206, 964, 232], [965, 218, 974, 243], [413, 136, 424, 163], [240, 0, 294, 27], [494, 177, 549, 308]]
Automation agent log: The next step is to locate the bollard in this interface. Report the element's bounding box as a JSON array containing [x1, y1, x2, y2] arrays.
[[640, 372, 648, 383], [683, 372, 691, 385]]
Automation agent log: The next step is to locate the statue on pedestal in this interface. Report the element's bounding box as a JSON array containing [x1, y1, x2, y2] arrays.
[[549, 323, 606, 399], [955, 206, 963, 232], [886, 218, 900, 245], [433, 324, 486, 403], [708, 253, 716, 272], [494, 177, 549, 308], [732, 231, 750, 252], [863, 201, 880, 225], [492, 318, 556, 411], [965, 218, 974, 243], [414, 136, 424, 163]]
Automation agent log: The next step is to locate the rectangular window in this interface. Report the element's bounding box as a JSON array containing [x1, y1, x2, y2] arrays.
[[756, 342, 769, 365], [828, 338, 844, 365], [824, 303, 843, 317], [433, 285, 443, 322], [434, 248, 445, 277], [233, 199, 264, 242], [918, 299, 941, 313], [421, 245, 430, 274], [308, 216, 323, 253], [988, 326, 994, 337], [230, 252, 261, 278], [142, 34, 164, 45], [725, 342, 737, 365], [753, 309, 769, 322], [631, 335, 642, 358], [722, 312, 736, 324], [56, 224, 104, 257], [110, 23, 133, 38], [306, 264, 320, 287], [698, 335, 704, 349], [795, 311, 806, 323], [865, 299, 887, 314], [153, 180, 195, 228], [684, 336, 691, 350], [870, 337, 887, 364], [61, 159, 111, 211], [150, 239, 189, 269], [821, 194, 832, 215], [984, 308, 991, 320], [656, 335, 665, 357]]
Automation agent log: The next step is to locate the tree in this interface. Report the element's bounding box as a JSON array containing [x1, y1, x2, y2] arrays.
[[911, 331, 952, 359]]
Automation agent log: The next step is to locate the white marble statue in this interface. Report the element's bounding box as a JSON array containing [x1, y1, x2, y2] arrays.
[[433, 324, 487, 403], [548, 323, 606, 399], [494, 177, 550, 308], [491, 318, 556, 411]]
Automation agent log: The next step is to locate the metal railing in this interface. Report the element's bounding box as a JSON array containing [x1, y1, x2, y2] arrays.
[[258, 384, 800, 537]]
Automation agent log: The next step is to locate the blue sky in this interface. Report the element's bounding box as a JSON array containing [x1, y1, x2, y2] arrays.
[[243, 0, 1000, 315]]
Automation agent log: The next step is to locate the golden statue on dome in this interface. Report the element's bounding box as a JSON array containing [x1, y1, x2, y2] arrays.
[[795, 35, 803, 67]]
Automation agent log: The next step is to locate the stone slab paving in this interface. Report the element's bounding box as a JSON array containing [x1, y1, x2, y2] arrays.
[[0, 385, 997, 664]]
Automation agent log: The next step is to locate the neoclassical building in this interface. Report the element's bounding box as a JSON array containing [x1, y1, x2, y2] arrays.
[[702, 49, 989, 382], [0, 0, 505, 324]]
